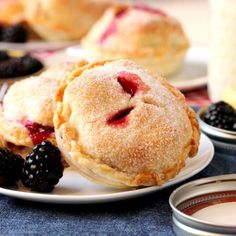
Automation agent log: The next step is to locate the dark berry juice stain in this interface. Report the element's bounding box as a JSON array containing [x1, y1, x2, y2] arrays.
[[117, 71, 148, 97], [134, 3, 167, 17], [99, 9, 127, 43], [23, 120, 54, 145], [107, 107, 133, 128]]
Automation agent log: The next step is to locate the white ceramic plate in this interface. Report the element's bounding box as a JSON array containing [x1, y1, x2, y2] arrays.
[[169, 47, 208, 91], [0, 41, 76, 52], [0, 133, 214, 204], [0, 46, 208, 89], [58, 46, 208, 92]]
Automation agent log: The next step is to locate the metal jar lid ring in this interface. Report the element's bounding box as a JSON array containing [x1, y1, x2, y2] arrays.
[[169, 174, 236, 236]]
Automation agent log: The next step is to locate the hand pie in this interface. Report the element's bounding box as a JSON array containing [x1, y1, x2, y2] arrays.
[[0, 0, 24, 25], [0, 61, 79, 148], [82, 4, 189, 76], [54, 59, 200, 188], [21, 0, 115, 41]]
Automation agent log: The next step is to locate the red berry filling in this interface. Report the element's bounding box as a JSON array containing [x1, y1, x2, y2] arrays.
[[107, 107, 133, 127], [99, 9, 127, 43], [23, 120, 54, 145], [118, 71, 148, 97], [134, 3, 166, 17], [99, 4, 165, 43]]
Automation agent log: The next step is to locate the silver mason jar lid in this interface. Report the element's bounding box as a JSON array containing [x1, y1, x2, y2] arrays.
[[169, 174, 236, 236], [197, 107, 236, 151]]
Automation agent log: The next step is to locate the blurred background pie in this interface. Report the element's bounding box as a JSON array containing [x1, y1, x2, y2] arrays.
[[82, 3, 189, 76], [21, 0, 116, 41]]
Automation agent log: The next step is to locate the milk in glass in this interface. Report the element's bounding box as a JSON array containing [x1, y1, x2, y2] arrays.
[[208, 0, 236, 108]]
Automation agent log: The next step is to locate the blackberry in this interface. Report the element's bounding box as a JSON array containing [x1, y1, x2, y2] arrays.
[[233, 122, 236, 132], [2, 24, 28, 43], [0, 55, 43, 78], [203, 101, 236, 131], [0, 148, 24, 186], [0, 57, 20, 78], [21, 141, 64, 192], [20, 55, 44, 74], [0, 25, 3, 41], [207, 101, 236, 116], [0, 51, 10, 62]]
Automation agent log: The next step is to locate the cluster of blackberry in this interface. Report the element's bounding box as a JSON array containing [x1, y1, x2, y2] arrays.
[[0, 141, 64, 192], [0, 24, 28, 43], [0, 51, 43, 78], [203, 101, 236, 131]]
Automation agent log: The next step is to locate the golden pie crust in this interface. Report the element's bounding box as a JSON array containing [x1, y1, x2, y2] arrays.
[[21, 0, 115, 41], [54, 59, 200, 188], [82, 4, 189, 76], [0, 0, 24, 25], [0, 62, 79, 148]]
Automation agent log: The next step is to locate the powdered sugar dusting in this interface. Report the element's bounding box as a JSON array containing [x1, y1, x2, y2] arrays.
[[61, 59, 197, 181]]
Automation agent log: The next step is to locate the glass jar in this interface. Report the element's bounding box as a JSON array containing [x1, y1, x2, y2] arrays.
[[208, 0, 236, 108]]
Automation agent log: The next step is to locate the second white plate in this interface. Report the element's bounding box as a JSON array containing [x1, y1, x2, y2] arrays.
[[0, 133, 214, 204], [0, 41, 76, 52], [169, 46, 208, 91], [63, 46, 208, 91]]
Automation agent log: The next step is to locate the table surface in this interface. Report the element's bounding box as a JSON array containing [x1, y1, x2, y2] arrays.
[[0, 1, 224, 235], [1, 143, 235, 235]]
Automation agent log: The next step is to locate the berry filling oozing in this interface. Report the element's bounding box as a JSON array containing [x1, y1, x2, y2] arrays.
[[107, 107, 133, 127], [99, 9, 127, 43], [133, 3, 167, 17], [23, 120, 54, 145], [118, 71, 147, 97]]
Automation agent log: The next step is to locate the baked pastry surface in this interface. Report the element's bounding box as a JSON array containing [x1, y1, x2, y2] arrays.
[[0, 62, 78, 148], [22, 0, 115, 41], [54, 59, 200, 188], [82, 4, 189, 76], [0, 0, 24, 24]]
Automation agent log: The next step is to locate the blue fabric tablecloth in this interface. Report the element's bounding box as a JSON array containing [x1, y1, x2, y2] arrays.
[[0, 144, 236, 235]]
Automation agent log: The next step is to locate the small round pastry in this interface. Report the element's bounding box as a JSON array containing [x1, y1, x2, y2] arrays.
[[0, 61, 80, 149], [21, 0, 115, 41], [0, 0, 24, 25], [54, 59, 200, 188], [82, 4, 189, 76]]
